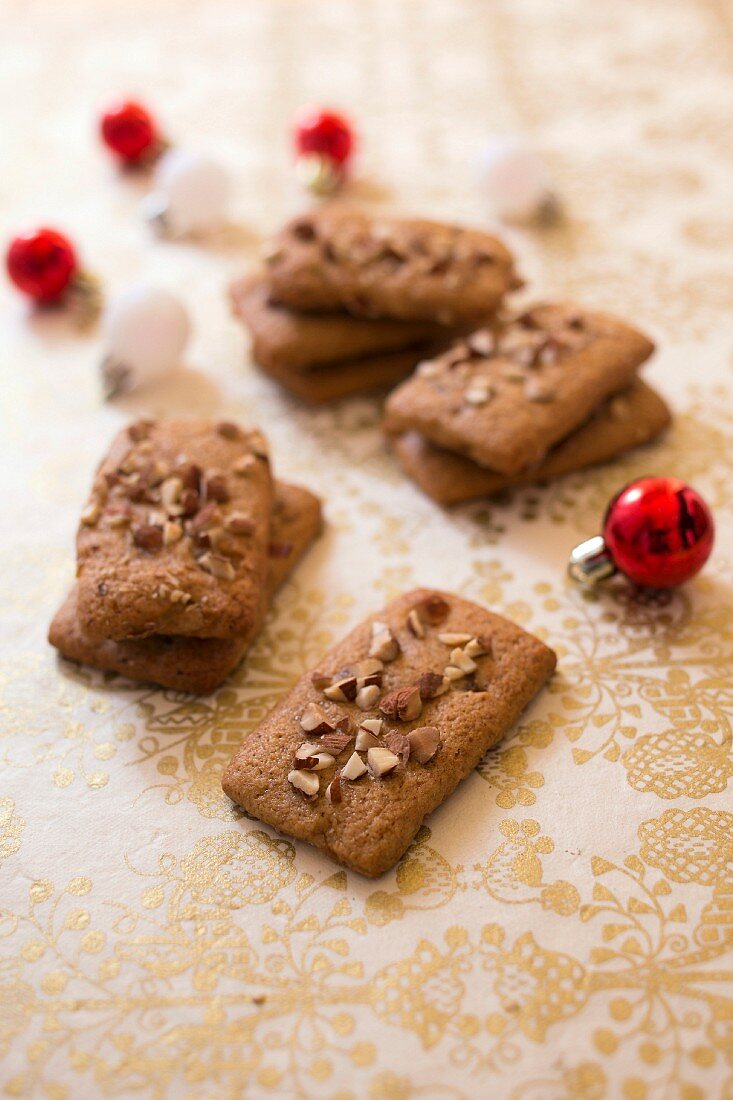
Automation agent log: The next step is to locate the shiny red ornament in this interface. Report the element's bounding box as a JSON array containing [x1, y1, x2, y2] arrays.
[[100, 99, 159, 163], [569, 477, 714, 589], [293, 106, 354, 166], [6, 227, 78, 302]]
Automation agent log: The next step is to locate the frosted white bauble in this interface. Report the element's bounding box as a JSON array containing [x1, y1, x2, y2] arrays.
[[100, 284, 190, 398], [145, 149, 230, 236], [479, 138, 555, 223]]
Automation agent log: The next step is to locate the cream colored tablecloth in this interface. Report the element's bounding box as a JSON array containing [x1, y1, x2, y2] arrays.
[[1, 2, 732, 1097]]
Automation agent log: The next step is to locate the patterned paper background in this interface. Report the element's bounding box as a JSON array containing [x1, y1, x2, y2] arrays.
[[1, 1, 732, 1097]]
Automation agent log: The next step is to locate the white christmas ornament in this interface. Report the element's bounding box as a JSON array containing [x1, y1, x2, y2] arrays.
[[479, 138, 557, 224], [100, 285, 190, 399], [143, 149, 231, 236]]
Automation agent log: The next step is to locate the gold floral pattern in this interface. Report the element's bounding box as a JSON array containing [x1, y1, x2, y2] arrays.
[[2, 0, 733, 1096]]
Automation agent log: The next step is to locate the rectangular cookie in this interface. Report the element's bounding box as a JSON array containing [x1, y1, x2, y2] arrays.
[[263, 206, 520, 324], [389, 380, 671, 505], [50, 482, 322, 694], [256, 345, 435, 404], [222, 588, 556, 877], [384, 304, 655, 475], [230, 273, 461, 373], [75, 418, 273, 642]]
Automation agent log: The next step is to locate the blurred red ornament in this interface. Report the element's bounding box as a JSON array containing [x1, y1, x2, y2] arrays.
[[100, 99, 160, 164], [569, 477, 714, 590], [292, 106, 354, 194], [293, 106, 354, 165], [6, 227, 78, 302]]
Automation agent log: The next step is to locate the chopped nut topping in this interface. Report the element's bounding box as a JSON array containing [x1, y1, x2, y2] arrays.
[[226, 514, 256, 536], [356, 684, 381, 710], [205, 475, 230, 503], [465, 382, 493, 407], [324, 676, 358, 703], [418, 360, 441, 378], [233, 454, 257, 476], [311, 752, 335, 771], [367, 746, 400, 778], [294, 748, 335, 772], [417, 595, 450, 624], [207, 526, 232, 553], [169, 587, 192, 604], [353, 657, 384, 683], [407, 609, 425, 638], [467, 329, 496, 357], [380, 685, 422, 722], [538, 343, 559, 366], [108, 509, 131, 528], [216, 421, 242, 439], [198, 553, 236, 580], [325, 773, 342, 804], [355, 728, 381, 751], [149, 460, 169, 487], [180, 489, 200, 517], [160, 476, 184, 513], [359, 717, 383, 737], [299, 703, 335, 735], [444, 665, 467, 681], [450, 647, 477, 673], [438, 632, 473, 646], [175, 462, 201, 490], [163, 520, 183, 546], [369, 621, 401, 662], [465, 636, 491, 658], [287, 769, 319, 797], [408, 726, 441, 764], [341, 752, 368, 781], [81, 502, 101, 526], [524, 376, 556, 403], [132, 523, 163, 551], [384, 730, 411, 767], [190, 503, 221, 532], [418, 671, 450, 699], [319, 730, 354, 756]]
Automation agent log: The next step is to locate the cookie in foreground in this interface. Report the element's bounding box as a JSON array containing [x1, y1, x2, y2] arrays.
[[222, 588, 556, 877]]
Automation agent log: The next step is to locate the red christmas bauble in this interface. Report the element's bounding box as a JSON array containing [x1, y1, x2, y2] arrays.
[[100, 99, 159, 163], [6, 227, 78, 302], [293, 106, 354, 166], [602, 476, 714, 589]]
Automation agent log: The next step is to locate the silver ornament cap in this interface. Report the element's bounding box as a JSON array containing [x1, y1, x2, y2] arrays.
[[567, 535, 617, 587]]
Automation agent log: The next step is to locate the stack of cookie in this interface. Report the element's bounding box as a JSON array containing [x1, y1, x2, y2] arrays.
[[49, 418, 321, 693], [384, 304, 671, 504], [231, 206, 522, 403]]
